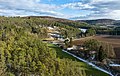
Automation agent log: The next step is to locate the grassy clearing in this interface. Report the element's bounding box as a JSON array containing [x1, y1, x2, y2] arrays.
[[48, 44, 79, 60], [48, 43, 109, 76]]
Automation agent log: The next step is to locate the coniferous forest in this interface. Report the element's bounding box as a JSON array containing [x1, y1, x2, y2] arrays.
[[0, 16, 108, 76]]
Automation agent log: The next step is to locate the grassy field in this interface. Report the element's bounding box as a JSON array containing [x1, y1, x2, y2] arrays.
[[73, 35, 120, 59], [47, 43, 109, 76]]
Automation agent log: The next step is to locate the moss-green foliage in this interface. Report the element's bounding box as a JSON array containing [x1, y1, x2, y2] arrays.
[[111, 27, 120, 35], [84, 39, 115, 61], [48, 44, 78, 60], [85, 28, 96, 36], [84, 39, 100, 51], [0, 16, 108, 76], [49, 21, 81, 38], [48, 44, 108, 76], [0, 30, 56, 75]]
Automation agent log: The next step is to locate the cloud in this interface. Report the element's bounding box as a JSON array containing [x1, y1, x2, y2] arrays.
[[61, 2, 94, 10], [0, 0, 64, 17], [61, 0, 120, 11], [0, 0, 120, 20], [70, 9, 120, 20], [68, 0, 120, 20]]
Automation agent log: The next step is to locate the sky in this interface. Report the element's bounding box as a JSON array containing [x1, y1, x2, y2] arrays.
[[0, 0, 120, 20]]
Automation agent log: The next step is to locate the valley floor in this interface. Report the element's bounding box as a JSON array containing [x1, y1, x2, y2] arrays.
[[48, 44, 109, 76], [73, 35, 120, 59]]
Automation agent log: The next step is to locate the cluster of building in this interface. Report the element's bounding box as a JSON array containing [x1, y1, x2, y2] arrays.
[[44, 26, 64, 41]]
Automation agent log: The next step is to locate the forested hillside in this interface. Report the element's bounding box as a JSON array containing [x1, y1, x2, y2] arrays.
[[78, 19, 115, 25], [0, 16, 108, 76]]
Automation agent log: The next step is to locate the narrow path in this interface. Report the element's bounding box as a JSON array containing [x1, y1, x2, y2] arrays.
[[73, 36, 94, 41], [109, 64, 120, 67], [62, 49, 114, 76]]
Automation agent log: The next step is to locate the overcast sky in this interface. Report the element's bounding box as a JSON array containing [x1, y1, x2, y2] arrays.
[[0, 0, 120, 20]]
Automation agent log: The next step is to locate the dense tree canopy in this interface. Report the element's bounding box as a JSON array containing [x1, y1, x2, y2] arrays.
[[0, 16, 108, 76], [85, 28, 96, 36]]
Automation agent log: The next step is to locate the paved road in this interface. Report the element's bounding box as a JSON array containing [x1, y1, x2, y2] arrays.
[[109, 64, 120, 67], [62, 49, 114, 76]]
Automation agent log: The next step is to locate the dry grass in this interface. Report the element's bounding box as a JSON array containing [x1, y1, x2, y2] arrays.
[[73, 35, 120, 59]]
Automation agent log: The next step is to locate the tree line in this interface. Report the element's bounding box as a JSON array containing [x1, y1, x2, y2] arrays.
[[0, 16, 106, 76]]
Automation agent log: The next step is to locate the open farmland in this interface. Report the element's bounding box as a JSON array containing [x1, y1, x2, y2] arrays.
[[73, 35, 120, 59]]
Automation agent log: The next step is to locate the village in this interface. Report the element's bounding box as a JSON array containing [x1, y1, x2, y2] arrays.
[[43, 26, 120, 76]]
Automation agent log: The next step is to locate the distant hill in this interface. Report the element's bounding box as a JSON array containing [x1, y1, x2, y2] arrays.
[[23, 16, 89, 27], [23, 16, 120, 27], [77, 19, 120, 26], [24, 16, 74, 22], [113, 20, 120, 26]]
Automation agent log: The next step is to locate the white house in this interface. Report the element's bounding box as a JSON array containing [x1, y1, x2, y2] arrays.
[[79, 28, 87, 33]]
